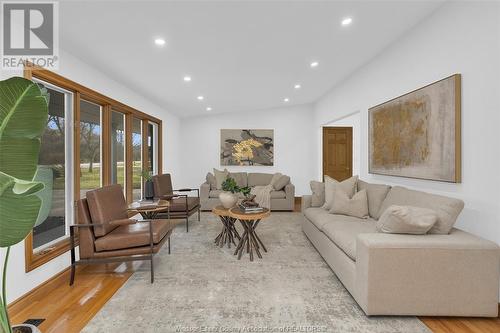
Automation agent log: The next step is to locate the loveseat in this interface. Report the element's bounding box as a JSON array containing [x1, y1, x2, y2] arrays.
[[302, 179, 499, 317], [200, 172, 295, 211]]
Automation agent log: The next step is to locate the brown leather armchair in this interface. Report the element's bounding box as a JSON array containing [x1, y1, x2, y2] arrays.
[[152, 173, 200, 232], [69, 184, 175, 285]]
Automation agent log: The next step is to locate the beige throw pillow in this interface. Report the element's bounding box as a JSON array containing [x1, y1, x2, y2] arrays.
[[273, 174, 290, 191], [330, 189, 368, 219], [322, 175, 358, 210], [310, 181, 325, 207], [213, 168, 229, 190], [376, 205, 438, 235]]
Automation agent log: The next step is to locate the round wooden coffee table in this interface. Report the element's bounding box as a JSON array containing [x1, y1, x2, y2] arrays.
[[229, 207, 271, 261], [212, 205, 241, 248]]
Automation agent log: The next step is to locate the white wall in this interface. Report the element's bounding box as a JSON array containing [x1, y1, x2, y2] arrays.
[[179, 105, 315, 195], [0, 49, 181, 303], [314, 1, 500, 249]]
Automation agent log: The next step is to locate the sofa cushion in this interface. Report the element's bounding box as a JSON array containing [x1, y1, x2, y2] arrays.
[[271, 190, 286, 199], [209, 190, 222, 198], [273, 174, 290, 191], [310, 181, 325, 207], [322, 217, 377, 261], [378, 186, 464, 234], [248, 173, 273, 187], [323, 175, 358, 210], [330, 189, 369, 219], [357, 180, 391, 219], [210, 189, 284, 199], [376, 205, 438, 235], [206, 172, 217, 190], [213, 168, 229, 189], [94, 219, 173, 252], [169, 197, 200, 212], [304, 207, 366, 232], [229, 172, 247, 188]]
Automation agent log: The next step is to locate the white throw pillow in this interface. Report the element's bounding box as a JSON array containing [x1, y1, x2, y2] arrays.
[[322, 175, 358, 210], [330, 188, 368, 219], [376, 205, 438, 235], [213, 168, 229, 190]]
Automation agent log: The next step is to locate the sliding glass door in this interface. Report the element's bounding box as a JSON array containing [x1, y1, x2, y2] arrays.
[[32, 80, 73, 252]]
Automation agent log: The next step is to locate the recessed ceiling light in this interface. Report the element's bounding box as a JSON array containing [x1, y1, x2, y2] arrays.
[[310, 61, 319, 68], [283, 98, 290, 102], [206, 107, 212, 111], [183, 76, 192, 82], [341, 17, 353, 26], [197, 95, 204, 100], [154, 38, 166, 46], [294, 84, 301, 89]]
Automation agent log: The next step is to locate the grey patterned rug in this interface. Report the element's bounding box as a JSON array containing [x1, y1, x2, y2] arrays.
[[83, 212, 431, 333]]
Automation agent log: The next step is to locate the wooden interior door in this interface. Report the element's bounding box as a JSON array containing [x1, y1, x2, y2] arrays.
[[323, 127, 353, 181]]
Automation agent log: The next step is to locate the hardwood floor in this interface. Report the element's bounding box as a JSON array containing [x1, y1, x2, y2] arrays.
[[8, 263, 137, 333], [421, 311, 500, 333]]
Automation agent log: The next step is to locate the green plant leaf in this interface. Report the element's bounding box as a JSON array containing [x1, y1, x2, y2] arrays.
[[0, 172, 43, 247], [0, 77, 48, 181]]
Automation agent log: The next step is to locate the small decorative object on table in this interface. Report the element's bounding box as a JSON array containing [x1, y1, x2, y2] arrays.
[[142, 169, 154, 200], [238, 195, 264, 213], [219, 177, 251, 209]]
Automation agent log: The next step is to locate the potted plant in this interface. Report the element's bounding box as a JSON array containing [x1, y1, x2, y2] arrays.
[[219, 177, 251, 208], [0, 77, 49, 333], [142, 169, 154, 200]]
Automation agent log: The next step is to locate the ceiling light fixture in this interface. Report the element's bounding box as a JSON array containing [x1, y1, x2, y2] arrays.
[[206, 107, 212, 111], [283, 98, 290, 102], [294, 84, 301, 89], [183, 76, 192, 82], [341, 17, 353, 26], [154, 38, 166, 46], [310, 61, 319, 68], [197, 96, 204, 100]]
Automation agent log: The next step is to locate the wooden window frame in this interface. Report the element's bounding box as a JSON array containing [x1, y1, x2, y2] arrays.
[[23, 64, 162, 272]]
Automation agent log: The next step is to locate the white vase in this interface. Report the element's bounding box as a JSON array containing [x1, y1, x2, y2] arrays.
[[219, 191, 238, 209], [12, 324, 42, 333]]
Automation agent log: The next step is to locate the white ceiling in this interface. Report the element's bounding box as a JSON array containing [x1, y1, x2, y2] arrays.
[[59, 1, 443, 117]]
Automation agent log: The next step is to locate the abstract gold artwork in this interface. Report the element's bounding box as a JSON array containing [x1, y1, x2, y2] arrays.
[[369, 74, 461, 182], [220, 129, 274, 166]]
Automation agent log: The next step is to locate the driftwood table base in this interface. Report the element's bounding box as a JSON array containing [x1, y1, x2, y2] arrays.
[[234, 219, 268, 261], [214, 215, 241, 248]]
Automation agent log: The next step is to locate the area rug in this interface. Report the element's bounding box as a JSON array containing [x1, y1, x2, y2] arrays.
[[82, 212, 431, 333]]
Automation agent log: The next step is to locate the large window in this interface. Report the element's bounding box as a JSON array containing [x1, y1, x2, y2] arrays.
[[147, 121, 159, 175], [110, 110, 126, 189], [132, 118, 142, 201], [79, 100, 102, 197], [24, 65, 162, 272], [32, 81, 73, 252]]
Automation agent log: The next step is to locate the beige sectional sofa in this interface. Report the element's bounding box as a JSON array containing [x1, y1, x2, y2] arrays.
[[302, 180, 499, 317], [201, 172, 295, 211]]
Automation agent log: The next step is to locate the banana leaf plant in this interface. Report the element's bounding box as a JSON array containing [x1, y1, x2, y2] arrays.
[[0, 77, 49, 333]]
